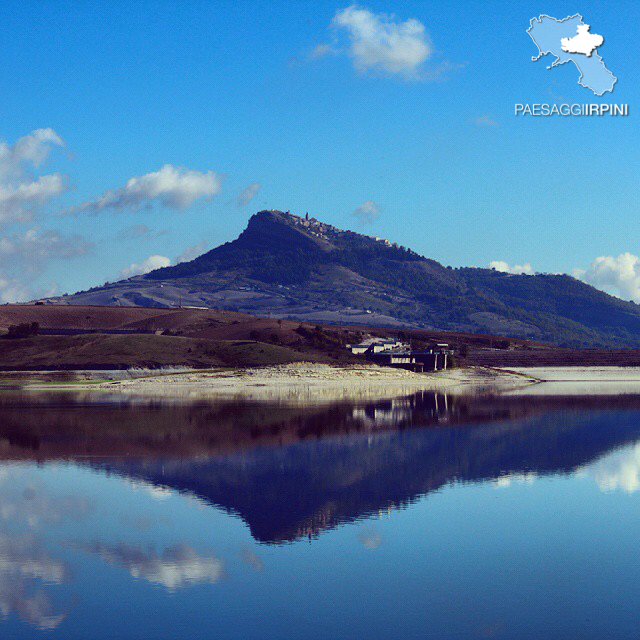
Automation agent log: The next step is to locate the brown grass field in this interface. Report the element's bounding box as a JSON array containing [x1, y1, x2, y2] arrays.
[[0, 334, 315, 370], [0, 304, 637, 370]]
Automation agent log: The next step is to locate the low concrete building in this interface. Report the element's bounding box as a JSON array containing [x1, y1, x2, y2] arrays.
[[347, 339, 406, 355], [347, 339, 450, 372], [349, 344, 372, 355], [367, 349, 449, 372]]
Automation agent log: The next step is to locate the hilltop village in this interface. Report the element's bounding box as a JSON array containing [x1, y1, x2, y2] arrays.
[[287, 210, 407, 250]]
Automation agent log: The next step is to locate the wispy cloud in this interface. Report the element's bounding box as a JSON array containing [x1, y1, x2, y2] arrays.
[[237, 182, 261, 208], [358, 529, 383, 550], [331, 5, 432, 79], [474, 115, 500, 128], [241, 548, 264, 571], [119, 254, 171, 278], [353, 200, 380, 224], [0, 229, 92, 268], [116, 224, 168, 241], [310, 43, 336, 59], [67, 164, 222, 215], [176, 241, 207, 264], [489, 260, 534, 275], [574, 252, 640, 302], [0, 480, 93, 528], [0, 278, 31, 304], [0, 228, 93, 302]]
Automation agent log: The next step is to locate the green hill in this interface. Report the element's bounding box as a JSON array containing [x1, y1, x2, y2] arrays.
[[55, 210, 640, 348]]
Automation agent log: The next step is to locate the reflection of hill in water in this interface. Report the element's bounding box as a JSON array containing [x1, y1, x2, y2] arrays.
[[2, 391, 640, 543]]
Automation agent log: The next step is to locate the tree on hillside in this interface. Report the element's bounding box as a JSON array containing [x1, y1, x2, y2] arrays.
[[6, 322, 39, 339]]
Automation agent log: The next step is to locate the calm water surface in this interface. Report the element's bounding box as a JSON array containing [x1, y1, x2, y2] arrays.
[[2, 390, 640, 639]]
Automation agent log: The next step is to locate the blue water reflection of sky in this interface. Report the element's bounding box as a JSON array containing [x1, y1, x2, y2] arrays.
[[2, 439, 640, 640]]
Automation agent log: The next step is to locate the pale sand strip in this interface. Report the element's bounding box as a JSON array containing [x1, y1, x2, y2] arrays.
[[500, 367, 640, 396], [34, 363, 536, 403], [503, 367, 640, 381]]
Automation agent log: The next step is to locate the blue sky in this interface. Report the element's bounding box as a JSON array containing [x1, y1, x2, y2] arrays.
[[1, 0, 639, 301]]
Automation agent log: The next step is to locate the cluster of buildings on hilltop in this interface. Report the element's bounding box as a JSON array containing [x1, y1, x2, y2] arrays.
[[283, 211, 338, 240], [346, 338, 453, 373], [280, 210, 398, 249]]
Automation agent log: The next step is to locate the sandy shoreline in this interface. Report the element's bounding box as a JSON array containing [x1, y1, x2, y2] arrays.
[[498, 367, 640, 396], [13, 363, 536, 403], [12, 364, 640, 402], [503, 366, 640, 381]]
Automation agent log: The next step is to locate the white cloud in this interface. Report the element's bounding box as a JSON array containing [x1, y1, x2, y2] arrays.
[[69, 164, 222, 215], [176, 241, 207, 264], [119, 254, 171, 279], [79, 542, 224, 590], [0, 175, 67, 225], [489, 260, 535, 275], [0, 130, 90, 301], [574, 253, 640, 302], [332, 5, 432, 78], [0, 129, 66, 225], [0, 128, 64, 179], [474, 115, 500, 128], [353, 200, 380, 224], [237, 182, 261, 207]]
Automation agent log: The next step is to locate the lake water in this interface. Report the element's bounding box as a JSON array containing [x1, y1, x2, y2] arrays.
[[2, 389, 640, 639]]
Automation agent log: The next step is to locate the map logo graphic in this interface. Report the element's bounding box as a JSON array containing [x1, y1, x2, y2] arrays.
[[528, 14, 617, 96]]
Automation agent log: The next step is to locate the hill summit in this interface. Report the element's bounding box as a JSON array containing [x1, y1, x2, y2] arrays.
[[53, 210, 640, 347]]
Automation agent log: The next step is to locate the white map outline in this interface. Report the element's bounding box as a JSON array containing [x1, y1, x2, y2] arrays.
[[561, 24, 603, 57], [527, 14, 617, 96]]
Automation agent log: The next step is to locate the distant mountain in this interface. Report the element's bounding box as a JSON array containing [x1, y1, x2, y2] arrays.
[[54, 210, 640, 347]]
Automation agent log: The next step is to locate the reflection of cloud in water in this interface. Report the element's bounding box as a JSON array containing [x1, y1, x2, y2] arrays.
[[0, 487, 93, 529], [123, 478, 173, 501], [120, 512, 171, 532], [358, 529, 383, 551], [493, 473, 537, 489], [0, 586, 67, 631], [0, 533, 69, 583], [241, 548, 264, 571], [589, 442, 640, 493], [79, 542, 224, 590], [0, 533, 70, 630]]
